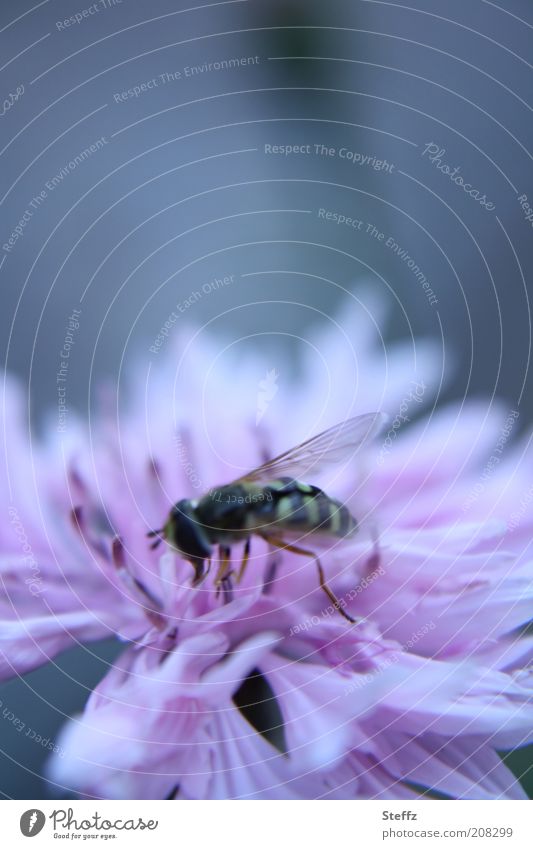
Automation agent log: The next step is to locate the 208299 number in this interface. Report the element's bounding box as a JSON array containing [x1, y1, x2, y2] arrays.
[[469, 827, 513, 838]]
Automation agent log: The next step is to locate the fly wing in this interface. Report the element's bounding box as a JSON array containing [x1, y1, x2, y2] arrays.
[[233, 412, 387, 486]]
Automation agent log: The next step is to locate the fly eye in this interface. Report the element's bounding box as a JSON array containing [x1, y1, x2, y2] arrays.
[[172, 511, 212, 560]]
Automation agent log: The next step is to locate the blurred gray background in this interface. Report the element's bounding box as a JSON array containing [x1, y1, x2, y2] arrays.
[[1, 0, 532, 797]]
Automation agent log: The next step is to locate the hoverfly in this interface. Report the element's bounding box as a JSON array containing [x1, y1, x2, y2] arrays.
[[148, 412, 385, 623]]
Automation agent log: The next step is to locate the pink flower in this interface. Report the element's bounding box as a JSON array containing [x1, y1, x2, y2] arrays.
[[1, 290, 531, 799]]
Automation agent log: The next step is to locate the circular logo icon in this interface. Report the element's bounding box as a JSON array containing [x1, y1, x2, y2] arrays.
[[20, 810, 46, 837]]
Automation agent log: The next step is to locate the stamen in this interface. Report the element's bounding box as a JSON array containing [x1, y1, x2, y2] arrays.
[[111, 535, 126, 568], [156, 627, 179, 665], [111, 535, 166, 629], [165, 784, 180, 800], [147, 528, 164, 550], [68, 466, 88, 496], [70, 506, 109, 560], [70, 506, 84, 532]]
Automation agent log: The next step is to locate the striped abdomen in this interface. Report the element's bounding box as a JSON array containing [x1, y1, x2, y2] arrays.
[[250, 477, 358, 538]]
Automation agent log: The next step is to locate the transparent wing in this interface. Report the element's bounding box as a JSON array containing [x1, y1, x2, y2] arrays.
[[233, 412, 387, 486]]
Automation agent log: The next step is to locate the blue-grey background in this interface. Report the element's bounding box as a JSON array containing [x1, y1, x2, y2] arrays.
[[1, 0, 532, 798]]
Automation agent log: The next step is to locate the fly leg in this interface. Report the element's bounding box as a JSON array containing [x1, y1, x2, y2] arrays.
[[236, 537, 251, 584], [214, 545, 232, 598], [219, 572, 234, 604], [261, 535, 358, 625], [263, 543, 281, 594], [191, 557, 208, 587]]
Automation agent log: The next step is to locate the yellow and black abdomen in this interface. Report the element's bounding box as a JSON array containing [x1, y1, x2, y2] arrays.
[[193, 476, 357, 543], [249, 476, 358, 538]]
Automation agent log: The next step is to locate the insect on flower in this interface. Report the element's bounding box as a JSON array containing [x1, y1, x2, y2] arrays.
[[148, 412, 385, 622]]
